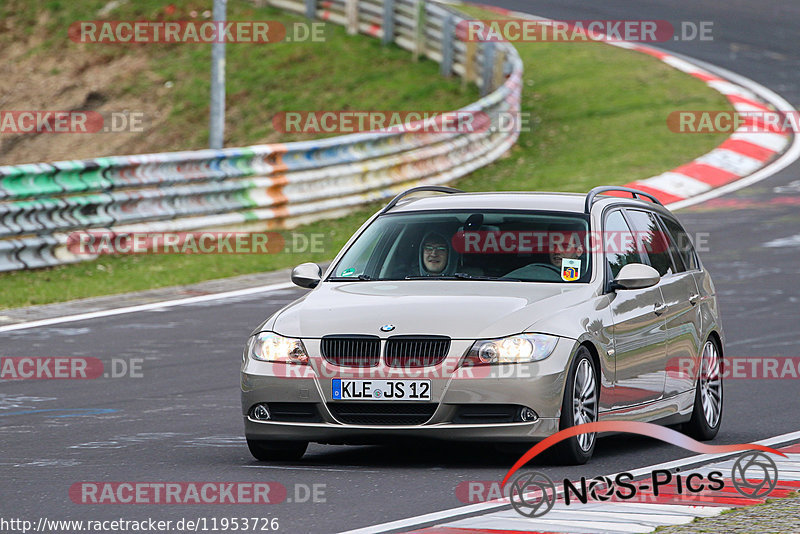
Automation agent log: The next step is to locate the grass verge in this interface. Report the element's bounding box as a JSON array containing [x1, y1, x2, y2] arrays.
[[0, 3, 732, 309]]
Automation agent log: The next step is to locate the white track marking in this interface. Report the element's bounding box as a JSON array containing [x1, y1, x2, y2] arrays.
[[242, 465, 382, 473], [641, 173, 713, 197], [448, 513, 655, 532], [0, 282, 295, 333], [764, 234, 800, 248], [693, 149, 765, 175], [706, 80, 759, 100], [729, 131, 790, 152], [732, 102, 770, 113], [660, 56, 709, 76], [577, 502, 726, 517]]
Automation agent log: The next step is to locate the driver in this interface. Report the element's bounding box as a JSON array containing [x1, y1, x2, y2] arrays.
[[419, 232, 455, 276], [504, 223, 586, 281], [549, 235, 585, 268]]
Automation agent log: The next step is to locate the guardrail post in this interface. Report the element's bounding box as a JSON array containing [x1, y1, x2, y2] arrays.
[[305, 0, 316, 19], [413, 0, 425, 61], [480, 41, 496, 96], [493, 46, 506, 88], [209, 0, 227, 149], [463, 39, 477, 89], [345, 0, 358, 35], [382, 0, 395, 44], [440, 14, 455, 77]]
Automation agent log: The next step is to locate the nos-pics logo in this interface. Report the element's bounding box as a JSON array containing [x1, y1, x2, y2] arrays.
[[501, 421, 783, 518]]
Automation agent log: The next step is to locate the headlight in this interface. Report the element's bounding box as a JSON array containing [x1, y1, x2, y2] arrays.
[[461, 334, 558, 366], [246, 332, 309, 364]]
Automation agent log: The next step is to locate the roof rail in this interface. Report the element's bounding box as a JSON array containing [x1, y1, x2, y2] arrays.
[[380, 186, 463, 214], [584, 186, 663, 214]]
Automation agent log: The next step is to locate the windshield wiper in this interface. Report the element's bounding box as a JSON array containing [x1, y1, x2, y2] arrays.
[[453, 272, 522, 281], [404, 275, 459, 280], [328, 274, 373, 281], [404, 273, 522, 281]]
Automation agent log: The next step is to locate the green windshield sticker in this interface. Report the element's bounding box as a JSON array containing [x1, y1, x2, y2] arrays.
[[340, 268, 356, 277]]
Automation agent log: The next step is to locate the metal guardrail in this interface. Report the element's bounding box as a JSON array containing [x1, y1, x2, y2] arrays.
[[0, 0, 522, 271]]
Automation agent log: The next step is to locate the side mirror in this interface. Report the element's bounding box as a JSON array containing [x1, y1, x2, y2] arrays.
[[291, 262, 322, 289], [611, 263, 660, 290]]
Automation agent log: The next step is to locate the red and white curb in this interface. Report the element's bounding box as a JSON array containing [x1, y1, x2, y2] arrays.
[[441, 1, 797, 210], [397, 441, 800, 534], [614, 42, 793, 207], [338, 431, 800, 534]]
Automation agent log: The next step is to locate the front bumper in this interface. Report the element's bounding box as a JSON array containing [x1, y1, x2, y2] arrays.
[[241, 337, 577, 443], [243, 416, 560, 443]]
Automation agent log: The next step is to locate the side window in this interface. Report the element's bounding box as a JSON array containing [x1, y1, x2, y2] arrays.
[[604, 210, 644, 279], [660, 217, 698, 271], [625, 209, 674, 277], [656, 218, 686, 273]]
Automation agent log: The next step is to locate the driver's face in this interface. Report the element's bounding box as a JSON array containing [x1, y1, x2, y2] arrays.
[[423, 240, 448, 273], [550, 243, 583, 267]]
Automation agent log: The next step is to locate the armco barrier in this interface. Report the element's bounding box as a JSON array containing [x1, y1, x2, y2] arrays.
[[0, 0, 522, 271]]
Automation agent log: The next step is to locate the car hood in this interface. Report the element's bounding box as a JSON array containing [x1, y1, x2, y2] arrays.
[[270, 281, 596, 339]]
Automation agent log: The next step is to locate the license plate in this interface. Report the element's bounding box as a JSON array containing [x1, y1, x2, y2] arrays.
[[331, 379, 431, 401]]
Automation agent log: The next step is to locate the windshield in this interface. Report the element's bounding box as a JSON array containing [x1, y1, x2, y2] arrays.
[[329, 210, 591, 283]]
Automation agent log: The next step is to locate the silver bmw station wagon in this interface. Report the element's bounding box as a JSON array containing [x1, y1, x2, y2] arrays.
[[241, 186, 724, 464]]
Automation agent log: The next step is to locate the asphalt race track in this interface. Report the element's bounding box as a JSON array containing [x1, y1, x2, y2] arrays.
[[2, 1, 799, 532]]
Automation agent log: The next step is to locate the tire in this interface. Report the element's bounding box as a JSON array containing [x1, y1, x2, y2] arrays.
[[683, 338, 723, 441], [552, 346, 599, 465], [246, 438, 308, 461]]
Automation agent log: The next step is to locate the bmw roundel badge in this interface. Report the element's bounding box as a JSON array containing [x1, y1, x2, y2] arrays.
[[380, 324, 395, 332]]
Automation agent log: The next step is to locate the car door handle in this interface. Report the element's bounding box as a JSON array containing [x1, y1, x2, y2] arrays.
[[654, 302, 667, 316], [689, 293, 700, 306]]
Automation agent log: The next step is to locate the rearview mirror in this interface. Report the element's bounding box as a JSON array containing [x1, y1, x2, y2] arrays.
[[611, 263, 660, 290], [291, 262, 322, 289]]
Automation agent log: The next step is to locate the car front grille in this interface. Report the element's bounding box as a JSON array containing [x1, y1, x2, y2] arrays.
[[385, 336, 450, 367], [320, 335, 380, 367], [328, 403, 437, 425]]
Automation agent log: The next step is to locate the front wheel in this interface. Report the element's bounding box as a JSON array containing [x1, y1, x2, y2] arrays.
[[683, 338, 723, 440], [553, 347, 598, 465], [246, 438, 308, 461]]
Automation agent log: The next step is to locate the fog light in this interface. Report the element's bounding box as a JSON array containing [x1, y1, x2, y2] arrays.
[[253, 404, 271, 421], [519, 407, 538, 422]]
